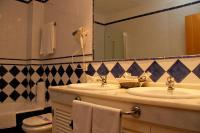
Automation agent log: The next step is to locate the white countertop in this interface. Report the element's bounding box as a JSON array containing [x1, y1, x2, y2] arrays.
[[49, 85, 200, 112]]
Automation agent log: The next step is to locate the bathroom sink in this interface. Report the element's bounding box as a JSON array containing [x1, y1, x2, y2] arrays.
[[127, 87, 200, 99], [68, 83, 120, 90]]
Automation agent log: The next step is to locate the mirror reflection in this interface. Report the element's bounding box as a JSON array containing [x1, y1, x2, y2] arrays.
[[94, 0, 200, 60]]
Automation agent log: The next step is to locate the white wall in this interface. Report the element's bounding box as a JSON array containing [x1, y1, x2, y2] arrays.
[[0, 0, 30, 59], [0, 0, 93, 61], [43, 0, 93, 59]]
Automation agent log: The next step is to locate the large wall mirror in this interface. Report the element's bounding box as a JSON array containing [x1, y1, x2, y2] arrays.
[[93, 0, 200, 60]]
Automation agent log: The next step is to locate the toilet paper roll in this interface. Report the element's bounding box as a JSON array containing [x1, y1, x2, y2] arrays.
[[36, 82, 46, 108]]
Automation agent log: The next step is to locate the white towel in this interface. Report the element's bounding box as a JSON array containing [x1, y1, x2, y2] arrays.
[[40, 22, 56, 56], [72, 100, 93, 133], [0, 104, 16, 129], [92, 104, 121, 133]]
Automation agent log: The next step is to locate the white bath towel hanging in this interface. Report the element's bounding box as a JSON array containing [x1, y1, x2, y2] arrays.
[[40, 22, 56, 56], [92, 104, 121, 133], [72, 100, 93, 133]]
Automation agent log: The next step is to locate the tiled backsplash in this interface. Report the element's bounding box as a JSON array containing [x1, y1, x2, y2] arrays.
[[87, 58, 200, 83], [0, 57, 199, 103], [0, 65, 28, 103]]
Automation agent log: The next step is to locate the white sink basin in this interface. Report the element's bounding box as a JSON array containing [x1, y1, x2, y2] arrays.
[[68, 83, 120, 90], [127, 87, 200, 99]]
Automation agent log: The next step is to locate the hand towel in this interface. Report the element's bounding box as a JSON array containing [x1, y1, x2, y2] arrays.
[[72, 100, 93, 133], [92, 104, 121, 133], [40, 22, 56, 56], [0, 104, 16, 129]]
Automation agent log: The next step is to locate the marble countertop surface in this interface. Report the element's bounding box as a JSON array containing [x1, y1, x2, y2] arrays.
[[49, 84, 200, 111]]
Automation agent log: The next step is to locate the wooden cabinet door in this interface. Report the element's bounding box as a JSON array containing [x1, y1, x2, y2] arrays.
[[185, 13, 200, 55], [52, 103, 73, 133], [151, 125, 197, 133], [121, 118, 151, 133]]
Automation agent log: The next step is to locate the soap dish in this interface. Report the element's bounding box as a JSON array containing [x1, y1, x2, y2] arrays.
[[116, 78, 140, 89]]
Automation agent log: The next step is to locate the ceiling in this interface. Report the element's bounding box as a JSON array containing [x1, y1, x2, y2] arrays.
[[94, 0, 161, 15]]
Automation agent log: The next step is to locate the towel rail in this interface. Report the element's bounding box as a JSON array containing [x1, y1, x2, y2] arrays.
[[121, 106, 141, 118], [74, 96, 141, 118]]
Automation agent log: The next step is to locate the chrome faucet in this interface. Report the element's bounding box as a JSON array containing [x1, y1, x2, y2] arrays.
[[138, 72, 151, 87], [97, 75, 107, 86], [166, 76, 175, 91]]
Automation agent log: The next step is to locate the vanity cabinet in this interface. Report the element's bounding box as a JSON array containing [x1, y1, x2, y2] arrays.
[[50, 90, 200, 133]]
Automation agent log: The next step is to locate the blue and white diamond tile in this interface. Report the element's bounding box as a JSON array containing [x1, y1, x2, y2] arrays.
[[167, 60, 191, 83], [9, 66, 20, 77], [9, 90, 20, 101], [44, 66, 50, 76], [3, 85, 13, 96], [2, 72, 13, 84], [97, 63, 109, 76], [30, 71, 41, 84], [179, 58, 200, 71], [29, 66, 35, 76], [9, 78, 20, 89], [36, 65, 44, 77], [90, 62, 101, 72], [58, 65, 65, 77], [86, 64, 96, 76], [146, 61, 165, 82], [70, 72, 79, 84], [58, 80, 64, 86], [127, 62, 144, 77], [29, 91, 35, 101], [16, 72, 26, 82], [111, 62, 125, 78], [15, 84, 26, 94], [47, 72, 54, 84], [118, 61, 133, 72], [155, 59, 176, 71], [0, 91, 8, 103], [79, 73, 87, 83], [193, 64, 200, 79], [136, 60, 154, 72], [180, 72, 200, 84], [51, 66, 57, 77], [66, 64, 74, 78], [75, 64, 84, 78], [51, 79, 57, 86], [0, 78, 8, 90], [22, 66, 29, 76], [54, 73, 62, 84], [0, 65, 8, 77], [61, 74, 69, 85], [104, 62, 116, 71]]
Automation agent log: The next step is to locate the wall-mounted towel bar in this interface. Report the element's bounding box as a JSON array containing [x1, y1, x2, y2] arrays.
[[121, 106, 141, 118], [74, 96, 141, 118]]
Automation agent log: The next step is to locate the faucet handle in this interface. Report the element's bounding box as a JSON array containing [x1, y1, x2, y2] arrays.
[[138, 75, 146, 82], [99, 74, 107, 79], [167, 76, 174, 83], [166, 76, 175, 90], [98, 74, 107, 84]]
